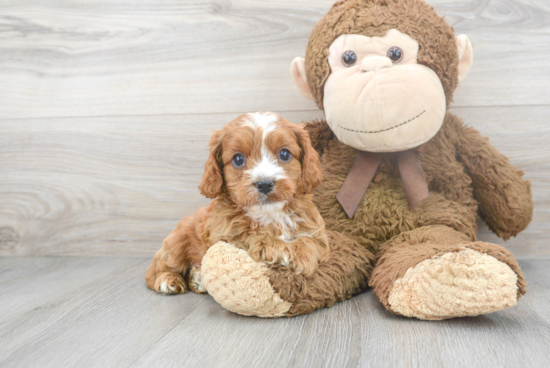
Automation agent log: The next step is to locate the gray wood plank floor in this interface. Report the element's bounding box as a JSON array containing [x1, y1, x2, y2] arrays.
[[0, 257, 549, 368]]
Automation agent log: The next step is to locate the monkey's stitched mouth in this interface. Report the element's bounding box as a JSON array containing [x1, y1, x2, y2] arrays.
[[337, 110, 426, 134]]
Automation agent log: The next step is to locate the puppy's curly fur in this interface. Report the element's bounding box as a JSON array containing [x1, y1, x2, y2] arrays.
[[146, 112, 329, 294]]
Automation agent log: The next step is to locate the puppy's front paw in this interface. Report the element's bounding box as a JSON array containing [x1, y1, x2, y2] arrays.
[[187, 265, 207, 294], [249, 247, 317, 277], [154, 272, 186, 295], [248, 247, 274, 264], [292, 256, 317, 277], [249, 248, 290, 268]]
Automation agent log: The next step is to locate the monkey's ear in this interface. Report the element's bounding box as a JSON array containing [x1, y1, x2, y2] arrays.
[[291, 57, 315, 100], [198, 130, 224, 199], [456, 35, 473, 83]]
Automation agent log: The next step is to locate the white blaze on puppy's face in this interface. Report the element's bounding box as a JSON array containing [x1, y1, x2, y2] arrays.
[[243, 112, 279, 136], [243, 112, 287, 184]]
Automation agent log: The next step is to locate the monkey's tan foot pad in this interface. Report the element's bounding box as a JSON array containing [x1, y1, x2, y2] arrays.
[[388, 248, 521, 320], [187, 266, 207, 294], [201, 242, 292, 318]]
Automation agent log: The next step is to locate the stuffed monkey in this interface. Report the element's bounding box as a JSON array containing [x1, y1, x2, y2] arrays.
[[200, 0, 533, 320]]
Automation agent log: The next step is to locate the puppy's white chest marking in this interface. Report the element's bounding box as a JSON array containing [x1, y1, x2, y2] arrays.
[[245, 202, 291, 226], [245, 202, 299, 239]]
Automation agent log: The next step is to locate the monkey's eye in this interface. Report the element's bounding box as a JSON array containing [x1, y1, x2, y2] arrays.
[[387, 47, 403, 63], [232, 153, 245, 167], [341, 50, 357, 67], [279, 149, 292, 162]]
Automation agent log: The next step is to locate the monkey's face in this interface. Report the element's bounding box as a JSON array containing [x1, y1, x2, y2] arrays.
[[322, 29, 446, 152]]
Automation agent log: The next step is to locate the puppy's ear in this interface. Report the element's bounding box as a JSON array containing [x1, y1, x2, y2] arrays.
[[294, 123, 323, 194], [199, 129, 224, 199]]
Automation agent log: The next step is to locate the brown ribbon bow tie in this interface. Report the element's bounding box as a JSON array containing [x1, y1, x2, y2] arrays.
[[336, 149, 429, 218]]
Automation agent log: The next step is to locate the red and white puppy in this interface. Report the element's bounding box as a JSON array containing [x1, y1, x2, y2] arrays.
[[146, 112, 329, 294]]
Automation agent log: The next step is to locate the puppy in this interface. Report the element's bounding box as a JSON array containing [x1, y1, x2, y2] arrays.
[[146, 112, 329, 295]]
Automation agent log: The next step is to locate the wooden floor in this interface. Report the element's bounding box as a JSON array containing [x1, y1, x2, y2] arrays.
[[0, 257, 549, 368], [2, 0, 550, 367]]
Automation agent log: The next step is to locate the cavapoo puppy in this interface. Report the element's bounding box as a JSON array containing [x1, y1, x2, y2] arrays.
[[146, 112, 329, 295]]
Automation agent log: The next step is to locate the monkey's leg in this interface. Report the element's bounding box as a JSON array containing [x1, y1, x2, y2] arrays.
[[201, 232, 374, 318], [369, 225, 527, 320]]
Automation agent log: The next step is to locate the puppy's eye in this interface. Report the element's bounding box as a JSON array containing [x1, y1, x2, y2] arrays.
[[232, 153, 245, 167], [341, 50, 357, 67], [387, 46, 403, 63], [279, 149, 292, 162]]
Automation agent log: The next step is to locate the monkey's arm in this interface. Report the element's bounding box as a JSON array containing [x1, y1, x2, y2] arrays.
[[451, 116, 533, 240], [302, 119, 335, 155]]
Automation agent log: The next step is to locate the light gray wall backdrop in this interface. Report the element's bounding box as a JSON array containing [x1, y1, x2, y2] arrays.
[[1, 0, 549, 257]]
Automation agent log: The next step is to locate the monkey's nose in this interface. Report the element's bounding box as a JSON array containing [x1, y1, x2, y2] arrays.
[[255, 180, 274, 195], [361, 56, 392, 73]]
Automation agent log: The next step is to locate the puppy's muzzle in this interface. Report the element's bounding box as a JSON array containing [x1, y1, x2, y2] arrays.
[[255, 180, 274, 195]]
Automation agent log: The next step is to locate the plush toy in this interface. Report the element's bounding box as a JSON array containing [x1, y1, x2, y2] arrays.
[[200, 0, 533, 320]]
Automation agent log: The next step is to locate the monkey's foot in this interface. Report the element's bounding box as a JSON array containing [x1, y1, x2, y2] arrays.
[[371, 241, 527, 320], [201, 242, 292, 318]]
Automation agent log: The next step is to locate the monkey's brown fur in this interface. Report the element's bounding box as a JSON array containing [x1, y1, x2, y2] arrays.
[[266, 113, 531, 317], [260, 0, 533, 317]]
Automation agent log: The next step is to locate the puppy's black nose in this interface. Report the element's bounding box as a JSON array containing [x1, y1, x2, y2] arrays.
[[255, 180, 274, 195]]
